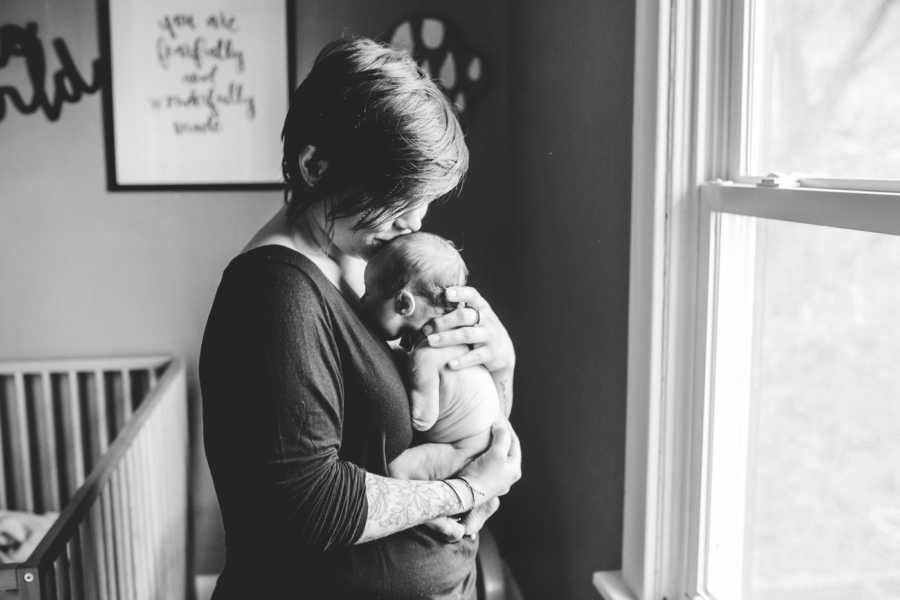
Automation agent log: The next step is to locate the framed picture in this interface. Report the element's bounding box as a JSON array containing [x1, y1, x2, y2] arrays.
[[98, 0, 295, 190]]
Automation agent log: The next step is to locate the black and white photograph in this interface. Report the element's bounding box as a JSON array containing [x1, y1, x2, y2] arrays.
[[1, 1, 898, 599]]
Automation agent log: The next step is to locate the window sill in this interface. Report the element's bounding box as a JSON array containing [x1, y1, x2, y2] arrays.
[[593, 571, 637, 600]]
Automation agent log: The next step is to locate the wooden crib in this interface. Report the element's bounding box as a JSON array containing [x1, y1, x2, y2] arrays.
[[0, 356, 189, 600]]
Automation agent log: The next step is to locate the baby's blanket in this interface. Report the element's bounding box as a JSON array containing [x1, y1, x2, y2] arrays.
[[0, 510, 58, 563]]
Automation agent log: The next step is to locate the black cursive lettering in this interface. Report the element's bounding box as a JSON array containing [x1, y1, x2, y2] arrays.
[[156, 36, 245, 72], [182, 65, 218, 84], [173, 114, 219, 134], [205, 12, 239, 32], [157, 81, 255, 124], [158, 14, 196, 40], [0, 22, 103, 122]]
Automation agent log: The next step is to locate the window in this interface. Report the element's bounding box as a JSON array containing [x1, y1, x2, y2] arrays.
[[705, 215, 900, 598], [595, 1, 900, 599], [747, 0, 900, 179]]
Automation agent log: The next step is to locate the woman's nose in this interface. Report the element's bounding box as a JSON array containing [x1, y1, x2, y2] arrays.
[[393, 206, 426, 233]]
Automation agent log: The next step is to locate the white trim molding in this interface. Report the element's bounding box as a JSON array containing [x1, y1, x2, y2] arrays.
[[597, 0, 747, 598], [594, 571, 638, 600]]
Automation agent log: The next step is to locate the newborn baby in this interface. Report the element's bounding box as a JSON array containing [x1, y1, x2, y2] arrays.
[[360, 232, 500, 452]]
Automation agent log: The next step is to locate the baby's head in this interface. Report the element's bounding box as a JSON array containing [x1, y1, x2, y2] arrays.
[[361, 232, 468, 342]]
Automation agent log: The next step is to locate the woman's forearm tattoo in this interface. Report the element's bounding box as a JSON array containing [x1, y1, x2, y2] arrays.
[[357, 473, 463, 544]]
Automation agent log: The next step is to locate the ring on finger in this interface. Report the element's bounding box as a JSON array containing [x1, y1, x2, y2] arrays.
[[471, 307, 481, 326]]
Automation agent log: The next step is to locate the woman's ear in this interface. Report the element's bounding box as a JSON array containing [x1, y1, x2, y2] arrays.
[[395, 290, 416, 317], [297, 145, 329, 186]]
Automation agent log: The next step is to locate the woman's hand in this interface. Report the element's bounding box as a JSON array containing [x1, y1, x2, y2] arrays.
[[456, 421, 521, 504], [423, 286, 516, 415], [462, 496, 500, 539], [424, 286, 515, 375], [422, 497, 500, 543]]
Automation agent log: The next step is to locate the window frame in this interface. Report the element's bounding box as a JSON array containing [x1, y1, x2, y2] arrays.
[[595, 1, 900, 598]]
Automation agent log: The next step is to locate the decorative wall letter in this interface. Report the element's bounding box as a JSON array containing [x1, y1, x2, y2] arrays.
[[0, 22, 102, 122]]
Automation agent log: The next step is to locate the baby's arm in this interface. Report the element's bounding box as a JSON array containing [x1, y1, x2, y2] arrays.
[[407, 344, 467, 431], [387, 344, 472, 482]]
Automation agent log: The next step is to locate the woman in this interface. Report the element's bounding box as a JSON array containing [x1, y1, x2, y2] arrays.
[[199, 38, 521, 599]]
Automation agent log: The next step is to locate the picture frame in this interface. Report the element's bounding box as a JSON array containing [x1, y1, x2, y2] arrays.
[[97, 0, 296, 191]]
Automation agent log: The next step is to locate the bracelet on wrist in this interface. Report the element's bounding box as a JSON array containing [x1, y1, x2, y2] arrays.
[[441, 479, 466, 512], [456, 476, 485, 507]]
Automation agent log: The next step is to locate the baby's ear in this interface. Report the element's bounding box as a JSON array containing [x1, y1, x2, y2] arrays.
[[395, 290, 417, 317]]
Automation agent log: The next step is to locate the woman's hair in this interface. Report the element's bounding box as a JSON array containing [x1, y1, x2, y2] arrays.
[[366, 232, 468, 307], [282, 38, 469, 230]]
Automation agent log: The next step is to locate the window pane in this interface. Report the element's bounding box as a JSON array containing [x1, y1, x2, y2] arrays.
[[709, 215, 900, 598], [748, 0, 900, 179]]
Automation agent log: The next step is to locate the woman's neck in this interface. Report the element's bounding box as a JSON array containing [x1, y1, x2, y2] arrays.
[[244, 205, 349, 291]]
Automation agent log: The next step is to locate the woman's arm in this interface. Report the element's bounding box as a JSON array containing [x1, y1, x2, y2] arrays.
[[356, 475, 467, 544], [357, 421, 521, 544]]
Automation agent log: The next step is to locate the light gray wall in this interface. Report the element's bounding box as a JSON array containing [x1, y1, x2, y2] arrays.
[[0, 0, 282, 573]]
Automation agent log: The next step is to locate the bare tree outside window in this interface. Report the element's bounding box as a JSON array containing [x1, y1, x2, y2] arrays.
[[750, 0, 900, 178], [746, 219, 900, 599]]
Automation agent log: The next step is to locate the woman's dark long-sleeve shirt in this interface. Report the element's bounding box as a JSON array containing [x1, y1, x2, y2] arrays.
[[199, 245, 477, 599]]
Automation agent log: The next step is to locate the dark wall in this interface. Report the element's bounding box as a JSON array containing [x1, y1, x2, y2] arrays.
[[498, 2, 635, 598]]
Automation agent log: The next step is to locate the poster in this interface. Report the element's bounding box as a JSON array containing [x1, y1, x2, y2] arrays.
[[100, 0, 294, 189]]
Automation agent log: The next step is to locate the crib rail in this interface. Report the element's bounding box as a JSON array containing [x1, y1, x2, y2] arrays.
[[0, 357, 188, 600]]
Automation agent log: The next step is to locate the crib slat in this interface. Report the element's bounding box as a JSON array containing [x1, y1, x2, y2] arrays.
[[157, 412, 172, 600], [54, 550, 71, 600], [121, 370, 133, 422], [138, 430, 155, 600], [113, 468, 133, 600], [149, 419, 164, 599], [110, 471, 123, 600], [0, 375, 10, 509], [106, 372, 127, 439], [171, 395, 186, 600], [68, 533, 85, 600], [125, 449, 141, 600], [35, 567, 57, 600], [123, 452, 138, 600], [59, 372, 87, 503], [144, 421, 159, 598], [129, 370, 148, 413], [101, 486, 119, 600], [79, 513, 104, 600], [82, 372, 110, 471], [33, 373, 62, 511], [10, 373, 35, 510]]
